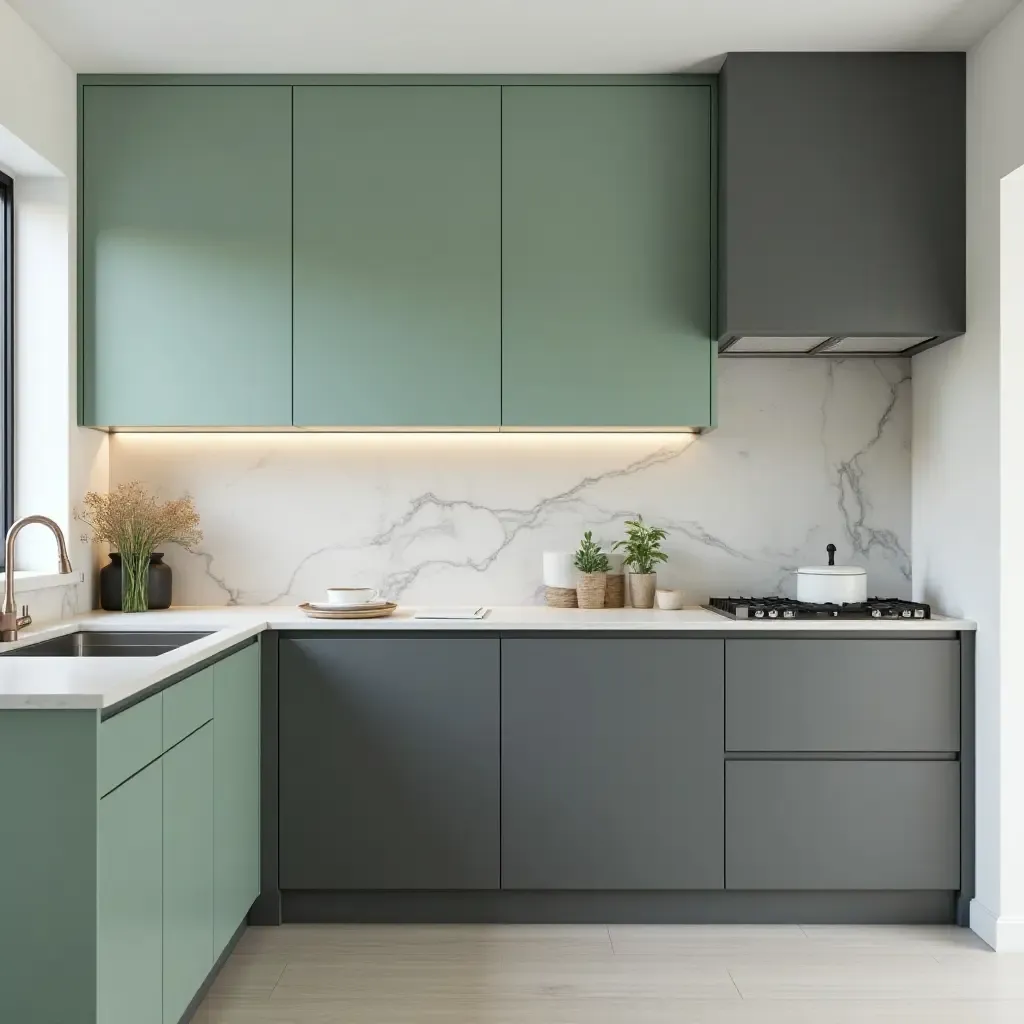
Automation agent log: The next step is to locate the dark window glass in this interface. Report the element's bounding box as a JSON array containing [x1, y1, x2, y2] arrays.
[[0, 171, 13, 569]]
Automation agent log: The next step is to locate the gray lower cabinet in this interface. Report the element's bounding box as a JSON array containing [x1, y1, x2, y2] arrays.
[[726, 639, 960, 752], [726, 761, 960, 890], [501, 638, 725, 890], [279, 637, 500, 890]]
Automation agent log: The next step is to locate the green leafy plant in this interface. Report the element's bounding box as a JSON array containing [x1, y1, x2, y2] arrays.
[[613, 516, 668, 575], [574, 531, 611, 575]]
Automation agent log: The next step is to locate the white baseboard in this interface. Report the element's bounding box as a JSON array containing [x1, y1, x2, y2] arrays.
[[971, 899, 1024, 950]]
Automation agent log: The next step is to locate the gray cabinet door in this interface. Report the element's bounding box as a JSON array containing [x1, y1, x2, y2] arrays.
[[501, 639, 724, 890], [726, 761, 960, 890], [279, 637, 500, 890], [726, 639, 960, 752]]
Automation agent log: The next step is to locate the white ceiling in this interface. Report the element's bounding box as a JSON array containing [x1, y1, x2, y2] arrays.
[[8, 0, 1019, 74]]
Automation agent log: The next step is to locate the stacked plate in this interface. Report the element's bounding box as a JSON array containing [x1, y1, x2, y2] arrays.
[[298, 599, 397, 620]]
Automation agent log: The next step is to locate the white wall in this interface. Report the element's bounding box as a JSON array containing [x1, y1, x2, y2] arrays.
[[913, 0, 1024, 949], [0, 0, 74, 174], [0, 0, 107, 621]]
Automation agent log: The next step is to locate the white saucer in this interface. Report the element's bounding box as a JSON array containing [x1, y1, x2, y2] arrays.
[[307, 600, 391, 612]]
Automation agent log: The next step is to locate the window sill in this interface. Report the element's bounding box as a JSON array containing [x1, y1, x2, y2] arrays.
[[0, 570, 84, 592]]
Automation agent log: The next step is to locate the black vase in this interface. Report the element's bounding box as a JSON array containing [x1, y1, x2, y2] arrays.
[[100, 552, 173, 611]]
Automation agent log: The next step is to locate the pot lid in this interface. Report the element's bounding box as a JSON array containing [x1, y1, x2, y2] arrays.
[[796, 542, 866, 577], [796, 564, 866, 576]]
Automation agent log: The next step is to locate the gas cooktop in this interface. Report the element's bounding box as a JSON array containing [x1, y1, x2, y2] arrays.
[[706, 597, 932, 621]]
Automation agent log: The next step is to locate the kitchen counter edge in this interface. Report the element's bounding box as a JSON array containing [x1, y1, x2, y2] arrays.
[[0, 606, 977, 711]]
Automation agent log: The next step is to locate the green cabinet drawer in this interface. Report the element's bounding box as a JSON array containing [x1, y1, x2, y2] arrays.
[[82, 84, 293, 427], [163, 666, 213, 752], [213, 644, 261, 956], [500, 85, 715, 428], [99, 695, 162, 797], [163, 722, 214, 1024], [292, 85, 501, 427], [98, 759, 163, 1024]]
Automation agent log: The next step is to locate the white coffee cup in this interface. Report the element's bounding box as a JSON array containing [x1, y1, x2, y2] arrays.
[[326, 587, 381, 608]]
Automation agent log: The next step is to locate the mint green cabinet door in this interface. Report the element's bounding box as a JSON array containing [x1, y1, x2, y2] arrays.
[[82, 85, 292, 427], [293, 86, 501, 426], [162, 723, 213, 1024], [501, 86, 715, 428], [98, 760, 163, 1024], [213, 644, 260, 957]]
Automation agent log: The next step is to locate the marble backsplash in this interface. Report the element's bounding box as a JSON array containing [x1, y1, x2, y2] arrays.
[[106, 358, 911, 607]]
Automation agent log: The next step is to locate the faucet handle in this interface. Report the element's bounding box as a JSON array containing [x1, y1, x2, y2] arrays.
[[17, 605, 31, 629]]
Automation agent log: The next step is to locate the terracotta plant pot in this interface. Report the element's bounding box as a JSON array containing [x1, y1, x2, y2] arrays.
[[576, 572, 608, 610], [628, 572, 657, 609]]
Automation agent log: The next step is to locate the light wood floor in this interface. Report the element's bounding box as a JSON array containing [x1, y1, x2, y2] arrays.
[[195, 924, 1023, 1023]]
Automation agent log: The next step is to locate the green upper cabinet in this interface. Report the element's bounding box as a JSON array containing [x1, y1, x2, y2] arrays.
[[80, 78, 715, 430], [82, 85, 292, 427], [500, 85, 715, 428], [292, 86, 502, 427]]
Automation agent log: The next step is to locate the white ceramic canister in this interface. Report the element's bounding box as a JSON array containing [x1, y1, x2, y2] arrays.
[[795, 544, 867, 605], [543, 551, 578, 590]]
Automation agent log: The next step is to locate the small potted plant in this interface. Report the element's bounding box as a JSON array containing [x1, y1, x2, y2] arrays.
[[613, 516, 668, 609], [573, 531, 610, 609]]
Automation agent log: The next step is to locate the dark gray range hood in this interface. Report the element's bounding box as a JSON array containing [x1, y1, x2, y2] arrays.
[[718, 52, 966, 357]]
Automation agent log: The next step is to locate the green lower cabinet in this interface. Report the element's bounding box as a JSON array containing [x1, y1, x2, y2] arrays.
[[500, 85, 715, 428], [162, 723, 214, 1024], [213, 645, 261, 956], [97, 760, 163, 1024]]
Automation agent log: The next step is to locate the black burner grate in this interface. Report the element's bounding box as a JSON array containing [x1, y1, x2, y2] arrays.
[[707, 597, 932, 621]]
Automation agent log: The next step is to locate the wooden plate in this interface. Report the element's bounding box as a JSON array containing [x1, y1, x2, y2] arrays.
[[298, 602, 398, 620]]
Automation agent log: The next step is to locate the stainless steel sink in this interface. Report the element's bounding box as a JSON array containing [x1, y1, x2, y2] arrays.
[[1, 630, 212, 657]]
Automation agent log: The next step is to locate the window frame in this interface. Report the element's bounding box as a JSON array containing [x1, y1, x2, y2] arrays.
[[0, 170, 14, 570]]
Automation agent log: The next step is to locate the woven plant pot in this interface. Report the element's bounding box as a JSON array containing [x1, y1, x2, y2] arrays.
[[576, 572, 608, 610], [628, 572, 657, 609], [604, 573, 625, 608], [545, 585, 578, 608]]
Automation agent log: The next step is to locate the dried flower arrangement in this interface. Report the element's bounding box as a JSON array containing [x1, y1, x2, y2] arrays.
[[76, 481, 202, 612]]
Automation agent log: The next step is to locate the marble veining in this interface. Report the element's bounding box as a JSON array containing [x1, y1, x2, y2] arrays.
[[107, 359, 912, 606]]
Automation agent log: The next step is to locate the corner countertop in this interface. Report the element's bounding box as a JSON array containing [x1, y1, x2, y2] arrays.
[[0, 605, 976, 711]]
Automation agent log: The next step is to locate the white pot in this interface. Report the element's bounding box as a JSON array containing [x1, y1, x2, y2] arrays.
[[795, 544, 867, 605], [542, 551, 578, 590]]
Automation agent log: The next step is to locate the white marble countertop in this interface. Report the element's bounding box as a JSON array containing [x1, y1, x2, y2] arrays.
[[0, 605, 976, 711]]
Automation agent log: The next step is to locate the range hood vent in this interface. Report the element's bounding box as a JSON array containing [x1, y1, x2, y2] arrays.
[[718, 53, 965, 354], [719, 336, 937, 357]]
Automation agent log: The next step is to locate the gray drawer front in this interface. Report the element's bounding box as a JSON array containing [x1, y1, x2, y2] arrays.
[[726, 639, 959, 752], [726, 760, 960, 890]]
